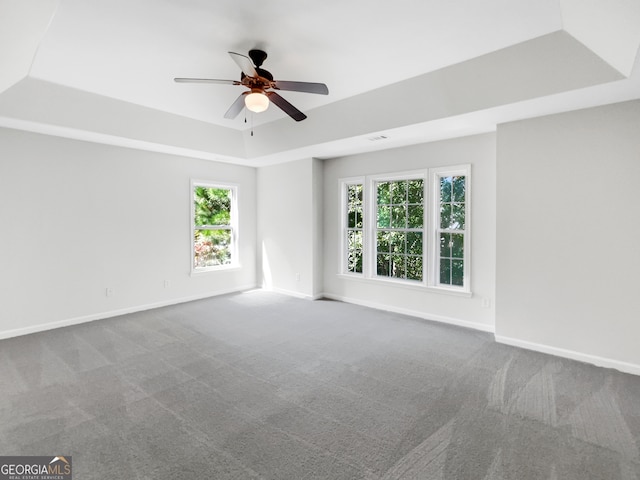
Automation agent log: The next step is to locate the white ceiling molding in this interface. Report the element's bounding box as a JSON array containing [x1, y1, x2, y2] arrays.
[[0, 114, 255, 166]]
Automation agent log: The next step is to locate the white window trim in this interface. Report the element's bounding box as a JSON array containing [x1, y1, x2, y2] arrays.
[[338, 164, 471, 294], [366, 170, 427, 281], [339, 176, 365, 277], [429, 165, 471, 293], [190, 179, 239, 275]]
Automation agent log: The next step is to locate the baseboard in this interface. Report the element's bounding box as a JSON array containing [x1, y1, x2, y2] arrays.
[[321, 293, 495, 333], [495, 335, 640, 376], [263, 286, 323, 301], [0, 284, 257, 340]]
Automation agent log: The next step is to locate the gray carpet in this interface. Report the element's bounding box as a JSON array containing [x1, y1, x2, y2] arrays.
[[1, 290, 639, 479]]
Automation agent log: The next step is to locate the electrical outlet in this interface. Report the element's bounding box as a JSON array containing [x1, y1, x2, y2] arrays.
[[295, 273, 300, 282], [106, 287, 113, 297], [164, 280, 170, 288], [481, 297, 491, 308]]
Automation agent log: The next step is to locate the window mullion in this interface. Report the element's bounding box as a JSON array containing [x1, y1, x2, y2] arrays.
[[365, 178, 375, 278]]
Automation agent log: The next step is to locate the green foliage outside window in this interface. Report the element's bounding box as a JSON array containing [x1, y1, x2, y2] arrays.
[[343, 167, 468, 290], [346, 184, 363, 273], [439, 176, 465, 286], [194, 187, 231, 226], [376, 179, 424, 281], [194, 186, 232, 268]]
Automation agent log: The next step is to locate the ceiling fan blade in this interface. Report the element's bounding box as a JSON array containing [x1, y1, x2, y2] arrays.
[[174, 78, 240, 85], [224, 92, 248, 119], [228, 52, 258, 78], [266, 91, 307, 122], [273, 81, 329, 95]]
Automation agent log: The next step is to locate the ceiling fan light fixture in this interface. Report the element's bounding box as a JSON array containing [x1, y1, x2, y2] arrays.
[[245, 91, 269, 113]]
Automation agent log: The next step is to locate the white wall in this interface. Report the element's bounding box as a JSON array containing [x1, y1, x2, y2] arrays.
[[257, 158, 323, 298], [312, 158, 324, 298], [323, 133, 497, 331], [0, 127, 257, 338], [496, 100, 640, 373]]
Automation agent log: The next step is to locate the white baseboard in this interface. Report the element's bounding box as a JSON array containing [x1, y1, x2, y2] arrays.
[[321, 293, 495, 333], [263, 286, 323, 301], [0, 284, 257, 340], [495, 335, 640, 376], [11, 286, 636, 377]]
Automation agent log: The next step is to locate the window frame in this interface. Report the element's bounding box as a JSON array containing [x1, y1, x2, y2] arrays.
[[190, 179, 239, 274], [340, 177, 365, 276], [429, 165, 471, 291], [339, 164, 471, 294], [368, 171, 427, 283]]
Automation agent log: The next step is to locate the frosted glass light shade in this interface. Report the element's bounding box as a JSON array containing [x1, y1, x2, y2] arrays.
[[245, 92, 269, 113]]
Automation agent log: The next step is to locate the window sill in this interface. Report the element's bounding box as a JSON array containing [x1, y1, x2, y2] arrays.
[[336, 273, 472, 298], [191, 264, 242, 276]]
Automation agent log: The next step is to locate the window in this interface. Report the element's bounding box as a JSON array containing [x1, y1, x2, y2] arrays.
[[436, 173, 467, 287], [192, 181, 237, 271], [375, 178, 424, 281], [340, 165, 470, 292], [345, 181, 364, 273]]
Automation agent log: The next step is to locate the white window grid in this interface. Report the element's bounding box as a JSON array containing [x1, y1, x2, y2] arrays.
[[339, 165, 471, 293], [190, 179, 239, 273]]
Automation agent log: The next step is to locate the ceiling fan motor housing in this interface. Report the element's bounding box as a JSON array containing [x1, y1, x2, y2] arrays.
[[248, 49, 268, 68], [242, 50, 272, 81], [256, 68, 273, 81]]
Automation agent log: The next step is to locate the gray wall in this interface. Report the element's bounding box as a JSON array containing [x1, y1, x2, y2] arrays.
[[257, 157, 323, 298], [3, 99, 640, 375], [0, 128, 257, 338], [496, 100, 640, 372]]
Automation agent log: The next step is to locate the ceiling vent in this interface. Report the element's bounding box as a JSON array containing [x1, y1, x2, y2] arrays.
[[368, 135, 388, 142]]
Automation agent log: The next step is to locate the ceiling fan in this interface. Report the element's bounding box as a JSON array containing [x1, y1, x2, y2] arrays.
[[174, 49, 329, 122]]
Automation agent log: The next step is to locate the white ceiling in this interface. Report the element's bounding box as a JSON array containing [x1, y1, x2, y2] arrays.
[[28, 0, 565, 128], [1, 0, 640, 164]]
